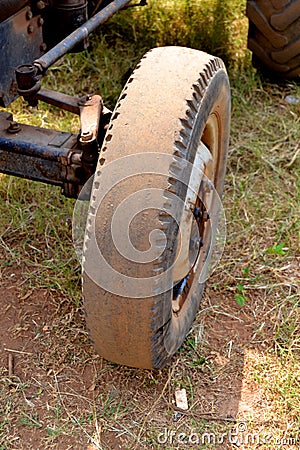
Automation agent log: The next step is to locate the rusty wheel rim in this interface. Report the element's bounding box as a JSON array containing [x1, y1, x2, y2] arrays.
[[172, 114, 219, 314]]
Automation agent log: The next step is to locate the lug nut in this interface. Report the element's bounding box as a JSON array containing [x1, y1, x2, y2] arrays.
[[37, 0, 46, 9], [7, 121, 21, 134], [78, 94, 93, 106], [26, 10, 33, 20], [203, 211, 210, 221], [193, 207, 201, 219], [81, 131, 93, 142], [27, 24, 34, 34]]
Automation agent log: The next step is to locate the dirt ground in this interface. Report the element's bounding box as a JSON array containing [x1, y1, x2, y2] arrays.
[[0, 258, 274, 450]]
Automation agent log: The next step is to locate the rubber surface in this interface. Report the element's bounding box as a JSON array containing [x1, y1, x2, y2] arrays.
[[82, 47, 230, 369], [246, 0, 300, 78]]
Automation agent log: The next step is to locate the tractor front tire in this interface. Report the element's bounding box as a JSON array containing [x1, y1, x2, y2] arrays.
[[82, 47, 230, 369]]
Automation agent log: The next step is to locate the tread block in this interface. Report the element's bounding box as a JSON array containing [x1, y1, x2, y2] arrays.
[[271, 0, 300, 30], [248, 37, 289, 71], [271, 37, 300, 63], [270, 0, 290, 9]]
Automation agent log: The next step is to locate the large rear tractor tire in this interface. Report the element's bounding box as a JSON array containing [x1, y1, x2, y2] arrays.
[[246, 0, 300, 78], [81, 47, 230, 369]]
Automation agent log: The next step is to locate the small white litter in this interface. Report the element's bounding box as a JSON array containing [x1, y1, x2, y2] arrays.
[[175, 388, 189, 410], [285, 95, 300, 105]]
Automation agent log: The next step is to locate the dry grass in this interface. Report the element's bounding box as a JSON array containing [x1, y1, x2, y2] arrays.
[[1, 0, 300, 449]]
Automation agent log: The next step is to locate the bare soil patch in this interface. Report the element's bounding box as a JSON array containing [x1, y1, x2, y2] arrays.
[[0, 260, 273, 449]]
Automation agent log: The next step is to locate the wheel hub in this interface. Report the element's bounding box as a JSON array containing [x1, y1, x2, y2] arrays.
[[172, 141, 213, 284]]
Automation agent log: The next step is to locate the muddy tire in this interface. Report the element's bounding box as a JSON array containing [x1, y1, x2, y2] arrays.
[[82, 47, 230, 369], [246, 0, 300, 78]]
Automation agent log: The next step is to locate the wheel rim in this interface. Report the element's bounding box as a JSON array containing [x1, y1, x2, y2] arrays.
[[172, 114, 219, 314]]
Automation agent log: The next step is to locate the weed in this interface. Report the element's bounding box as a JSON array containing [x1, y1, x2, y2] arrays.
[[19, 412, 43, 428], [267, 242, 287, 256]]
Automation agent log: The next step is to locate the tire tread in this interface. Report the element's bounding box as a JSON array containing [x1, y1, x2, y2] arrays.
[[246, 0, 300, 78]]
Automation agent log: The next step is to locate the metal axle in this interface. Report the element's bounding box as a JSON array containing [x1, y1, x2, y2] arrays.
[[0, 90, 107, 198]]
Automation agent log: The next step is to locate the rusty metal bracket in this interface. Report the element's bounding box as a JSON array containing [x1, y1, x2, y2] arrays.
[[36, 89, 104, 177], [0, 95, 106, 198], [0, 112, 79, 195], [79, 94, 103, 144], [78, 94, 103, 180]]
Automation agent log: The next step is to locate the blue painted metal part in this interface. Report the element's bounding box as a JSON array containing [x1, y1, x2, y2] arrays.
[[0, 6, 43, 106], [0, 112, 82, 195], [0, 0, 128, 196], [0, 144, 66, 186], [0, 137, 70, 161], [173, 276, 188, 299]]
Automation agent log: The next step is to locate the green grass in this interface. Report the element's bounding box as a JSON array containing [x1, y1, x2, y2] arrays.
[[1, 0, 300, 449]]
